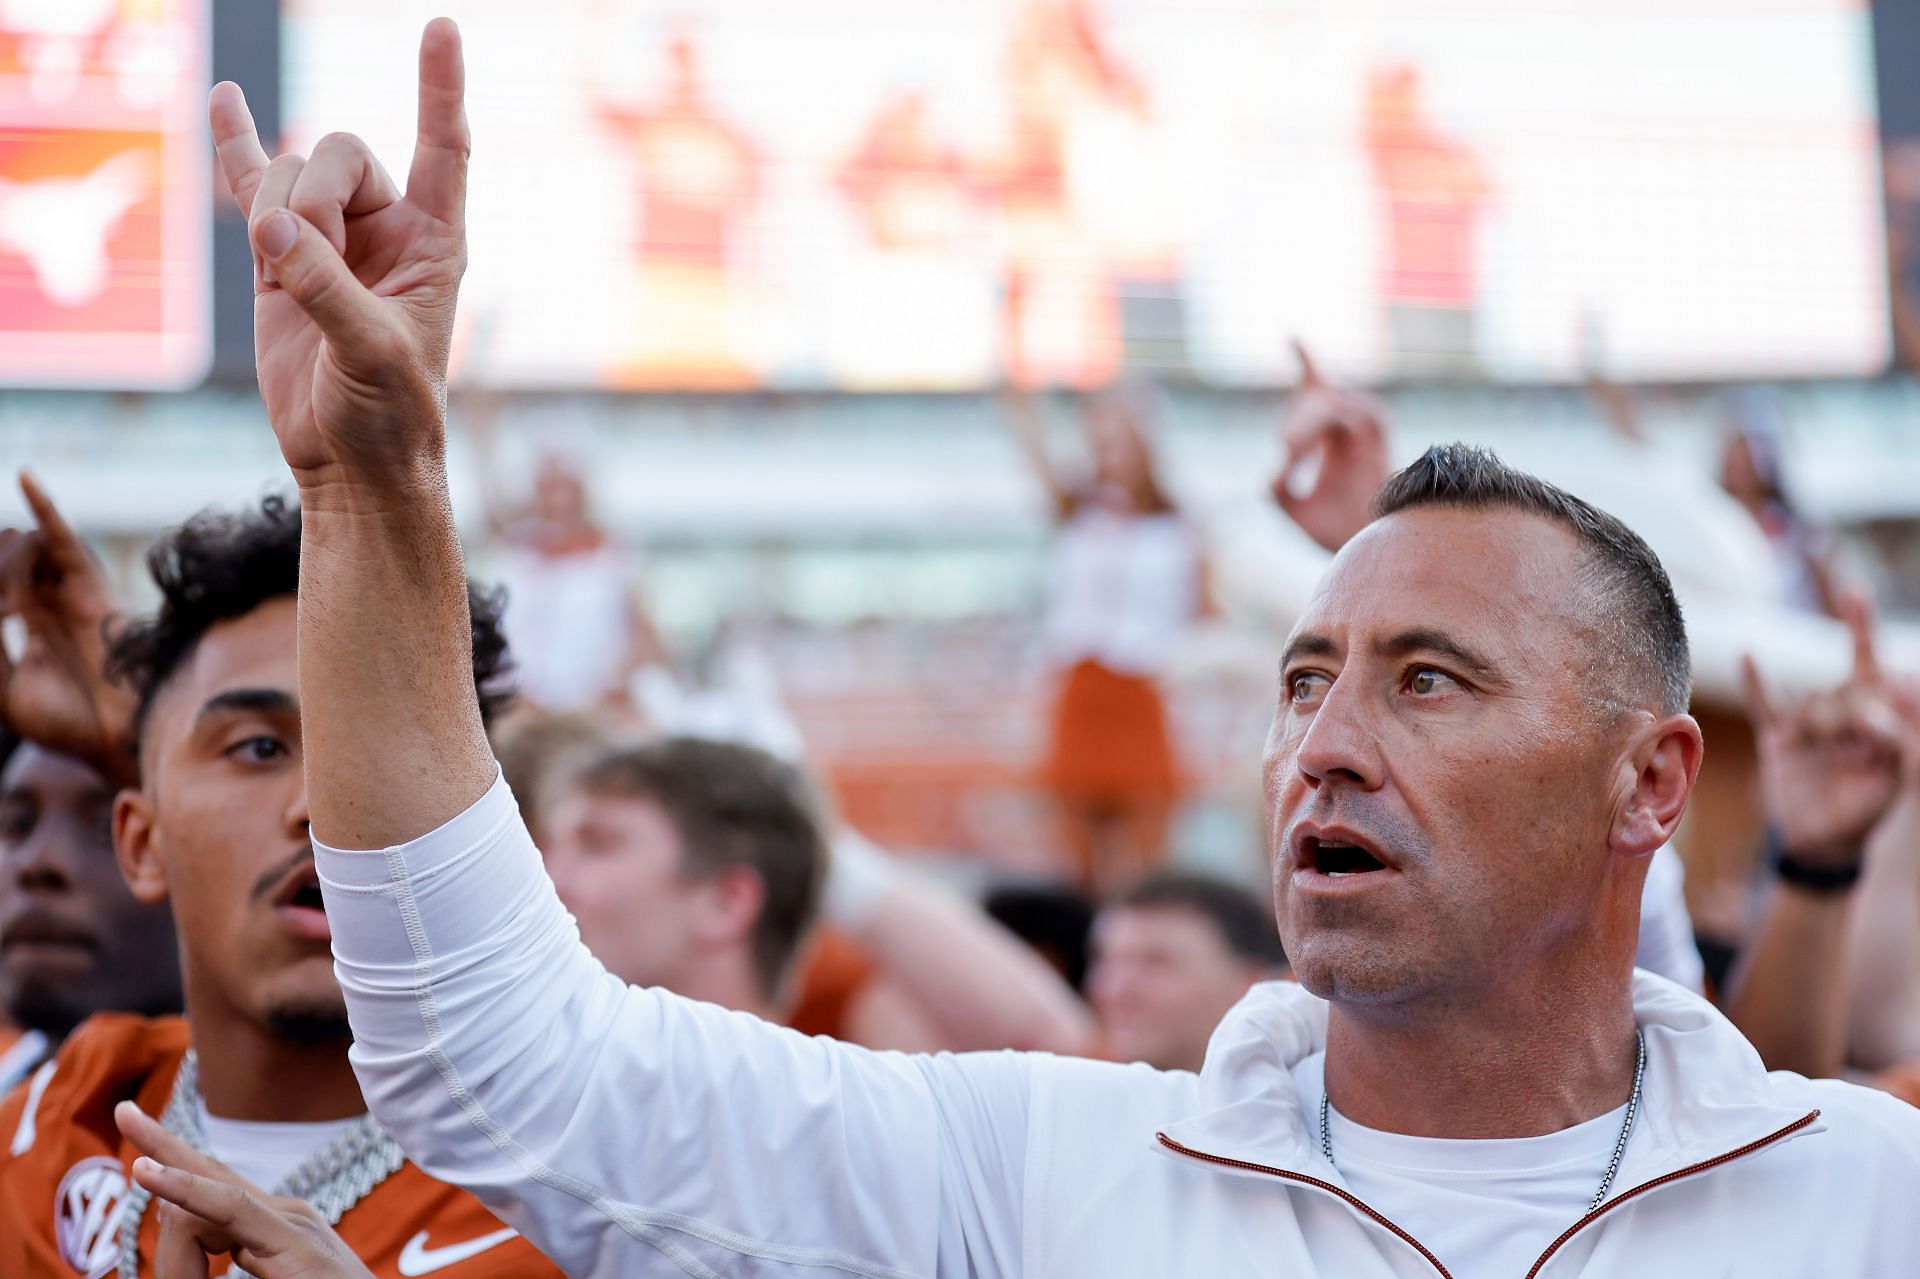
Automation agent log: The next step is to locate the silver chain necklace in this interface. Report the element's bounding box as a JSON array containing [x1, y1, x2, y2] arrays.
[[1319, 1027, 1646, 1217], [116, 1051, 406, 1278]]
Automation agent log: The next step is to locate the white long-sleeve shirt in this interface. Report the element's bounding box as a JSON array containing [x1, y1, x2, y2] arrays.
[[317, 774, 1920, 1277]]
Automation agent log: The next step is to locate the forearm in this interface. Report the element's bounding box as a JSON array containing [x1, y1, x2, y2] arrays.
[[1000, 391, 1072, 514], [855, 871, 1095, 1055], [294, 462, 495, 849], [319, 774, 656, 1244], [1844, 792, 1920, 1067], [1724, 885, 1853, 1077], [319, 779, 1030, 1276]]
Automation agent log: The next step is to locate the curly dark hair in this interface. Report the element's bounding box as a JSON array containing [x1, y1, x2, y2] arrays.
[[107, 495, 514, 743]]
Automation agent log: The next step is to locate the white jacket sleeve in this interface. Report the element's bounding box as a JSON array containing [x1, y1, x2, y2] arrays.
[[315, 772, 1034, 1278]]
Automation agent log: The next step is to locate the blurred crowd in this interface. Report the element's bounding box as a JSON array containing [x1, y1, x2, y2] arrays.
[[5, 341, 1920, 1119]]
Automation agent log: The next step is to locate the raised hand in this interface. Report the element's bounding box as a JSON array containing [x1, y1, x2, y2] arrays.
[[209, 18, 468, 486], [0, 473, 137, 785], [1270, 340, 1391, 553], [115, 1102, 376, 1279], [1742, 592, 1906, 868]]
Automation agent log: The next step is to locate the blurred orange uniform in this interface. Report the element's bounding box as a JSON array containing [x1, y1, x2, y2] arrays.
[[0, 1016, 559, 1278]]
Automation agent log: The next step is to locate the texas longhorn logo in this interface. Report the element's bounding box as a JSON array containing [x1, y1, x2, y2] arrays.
[[54, 1156, 129, 1278]]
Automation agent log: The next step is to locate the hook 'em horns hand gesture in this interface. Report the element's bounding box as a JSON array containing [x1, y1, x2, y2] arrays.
[[210, 18, 468, 491]]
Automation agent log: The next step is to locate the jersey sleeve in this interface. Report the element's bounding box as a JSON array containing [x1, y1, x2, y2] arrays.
[[316, 771, 1036, 1279]]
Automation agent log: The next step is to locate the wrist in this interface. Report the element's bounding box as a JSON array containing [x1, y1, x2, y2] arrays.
[[1767, 825, 1864, 894], [292, 443, 450, 518]]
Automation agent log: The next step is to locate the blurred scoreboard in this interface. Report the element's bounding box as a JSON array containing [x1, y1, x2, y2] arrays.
[[1, 0, 1877, 392], [285, 0, 1888, 390], [0, 0, 211, 389]]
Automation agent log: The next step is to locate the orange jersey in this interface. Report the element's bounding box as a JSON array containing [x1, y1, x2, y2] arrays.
[[0, 1015, 559, 1278], [787, 927, 878, 1041]]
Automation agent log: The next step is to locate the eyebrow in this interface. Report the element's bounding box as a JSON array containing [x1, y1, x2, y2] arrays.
[[1379, 628, 1502, 682], [1279, 628, 1503, 683], [1279, 634, 1339, 672], [193, 687, 299, 729]]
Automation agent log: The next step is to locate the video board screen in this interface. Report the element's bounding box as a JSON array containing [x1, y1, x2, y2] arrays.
[[0, 0, 211, 389], [286, 0, 1886, 388]]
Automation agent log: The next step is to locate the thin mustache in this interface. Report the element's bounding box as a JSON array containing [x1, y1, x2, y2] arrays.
[[249, 846, 317, 904], [1286, 801, 1425, 866]]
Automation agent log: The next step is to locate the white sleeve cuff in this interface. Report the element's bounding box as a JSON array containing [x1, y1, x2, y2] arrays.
[[313, 766, 515, 892]]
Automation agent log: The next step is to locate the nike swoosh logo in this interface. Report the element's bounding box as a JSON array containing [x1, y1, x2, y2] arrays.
[[396, 1227, 520, 1275]]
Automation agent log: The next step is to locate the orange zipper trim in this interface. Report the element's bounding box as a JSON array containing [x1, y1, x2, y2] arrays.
[[1158, 1107, 1820, 1279], [1155, 1133, 1455, 1278], [1520, 1109, 1820, 1279]]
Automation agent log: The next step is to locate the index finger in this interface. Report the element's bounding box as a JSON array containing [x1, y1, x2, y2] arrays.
[[17, 473, 90, 576], [1841, 587, 1880, 687], [117, 1102, 247, 1187], [1739, 653, 1774, 735], [207, 81, 271, 218], [405, 17, 470, 225], [1292, 339, 1324, 389], [133, 1158, 291, 1256]]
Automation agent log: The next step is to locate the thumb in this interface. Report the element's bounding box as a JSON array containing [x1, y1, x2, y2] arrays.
[[251, 208, 388, 348]]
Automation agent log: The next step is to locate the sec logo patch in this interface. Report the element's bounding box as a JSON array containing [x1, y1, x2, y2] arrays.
[[54, 1156, 129, 1278]]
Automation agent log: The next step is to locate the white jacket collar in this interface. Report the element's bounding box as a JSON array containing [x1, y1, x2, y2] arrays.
[[1156, 969, 1823, 1184]]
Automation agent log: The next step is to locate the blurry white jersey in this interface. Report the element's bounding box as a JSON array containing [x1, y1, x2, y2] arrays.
[[494, 543, 634, 712], [1045, 506, 1200, 675]]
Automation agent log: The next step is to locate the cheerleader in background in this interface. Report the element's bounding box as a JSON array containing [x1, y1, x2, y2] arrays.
[[1006, 384, 1205, 895]]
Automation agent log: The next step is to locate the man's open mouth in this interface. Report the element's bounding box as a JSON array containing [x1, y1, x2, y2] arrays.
[[1293, 827, 1395, 879], [269, 863, 333, 941], [1307, 839, 1387, 877], [273, 867, 327, 913]]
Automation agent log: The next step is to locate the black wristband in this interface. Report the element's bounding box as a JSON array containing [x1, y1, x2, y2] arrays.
[[1767, 827, 1864, 894]]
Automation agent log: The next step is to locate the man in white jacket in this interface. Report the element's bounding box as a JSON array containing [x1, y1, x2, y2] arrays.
[[125, 20, 1920, 1279]]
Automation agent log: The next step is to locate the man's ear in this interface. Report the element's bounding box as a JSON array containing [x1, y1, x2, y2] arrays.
[[688, 865, 766, 950], [1611, 713, 1705, 858], [114, 788, 168, 905]]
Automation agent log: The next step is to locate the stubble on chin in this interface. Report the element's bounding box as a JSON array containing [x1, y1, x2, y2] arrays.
[[264, 994, 354, 1046]]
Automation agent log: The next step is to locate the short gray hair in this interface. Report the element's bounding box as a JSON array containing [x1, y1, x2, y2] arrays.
[[1373, 444, 1692, 715]]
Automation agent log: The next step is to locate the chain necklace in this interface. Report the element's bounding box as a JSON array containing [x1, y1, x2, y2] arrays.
[[116, 1051, 406, 1278], [1319, 1027, 1646, 1216]]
